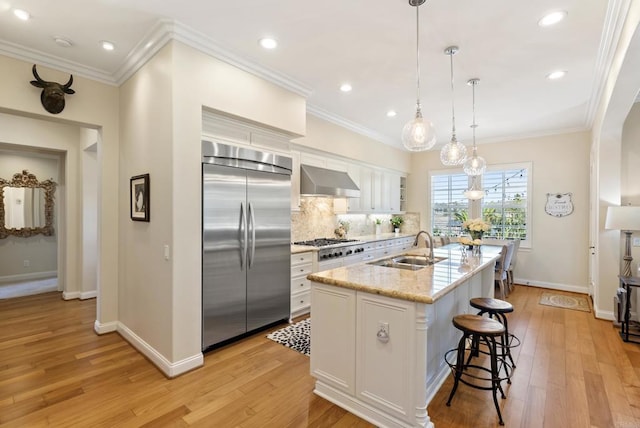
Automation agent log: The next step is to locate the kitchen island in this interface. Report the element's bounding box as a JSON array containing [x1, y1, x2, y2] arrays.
[[308, 244, 502, 428]]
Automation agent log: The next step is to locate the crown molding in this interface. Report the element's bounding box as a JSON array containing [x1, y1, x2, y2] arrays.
[[585, 0, 633, 127], [0, 39, 116, 85], [306, 103, 401, 149]]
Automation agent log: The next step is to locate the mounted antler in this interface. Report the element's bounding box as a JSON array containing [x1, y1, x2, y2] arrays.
[[30, 64, 75, 114]]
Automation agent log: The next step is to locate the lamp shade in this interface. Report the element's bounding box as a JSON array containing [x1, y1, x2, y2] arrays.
[[605, 206, 640, 231]]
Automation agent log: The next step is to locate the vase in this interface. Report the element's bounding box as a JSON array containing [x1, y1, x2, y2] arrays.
[[394, 228, 400, 236], [472, 245, 482, 257], [375, 224, 382, 235]]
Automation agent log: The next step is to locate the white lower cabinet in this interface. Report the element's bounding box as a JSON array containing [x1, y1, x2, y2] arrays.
[[311, 283, 415, 424], [310, 284, 357, 394], [291, 251, 313, 317], [356, 293, 415, 420]]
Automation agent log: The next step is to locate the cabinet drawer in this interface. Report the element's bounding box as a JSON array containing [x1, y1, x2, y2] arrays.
[[291, 276, 311, 293], [291, 263, 312, 277], [292, 252, 313, 265], [291, 291, 311, 312]]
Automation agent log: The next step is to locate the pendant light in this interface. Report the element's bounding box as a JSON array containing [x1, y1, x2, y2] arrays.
[[440, 46, 467, 165], [464, 175, 485, 200], [402, 0, 436, 152], [463, 78, 486, 176]]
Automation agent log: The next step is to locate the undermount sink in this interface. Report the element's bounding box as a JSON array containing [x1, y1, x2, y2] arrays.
[[368, 254, 447, 270]]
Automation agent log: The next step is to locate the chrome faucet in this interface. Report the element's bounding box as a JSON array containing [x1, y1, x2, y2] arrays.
[[413, 230, 435, 263]]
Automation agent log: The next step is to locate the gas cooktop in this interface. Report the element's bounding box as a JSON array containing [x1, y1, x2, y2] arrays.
[[293, 238, 359, 247]]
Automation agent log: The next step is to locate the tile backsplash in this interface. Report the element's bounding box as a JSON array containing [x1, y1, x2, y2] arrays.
[[291, 197, 420, 242]]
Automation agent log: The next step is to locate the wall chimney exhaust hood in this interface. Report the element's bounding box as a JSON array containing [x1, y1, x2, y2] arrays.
[[300, 164, 360, 198]]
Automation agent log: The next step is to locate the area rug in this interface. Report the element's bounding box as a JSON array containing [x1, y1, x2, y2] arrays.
[[266, 318, 310, 356], [539, 292, 591, 312]]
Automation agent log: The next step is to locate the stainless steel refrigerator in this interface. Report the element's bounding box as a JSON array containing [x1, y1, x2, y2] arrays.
[[202, 140, 292, 351]]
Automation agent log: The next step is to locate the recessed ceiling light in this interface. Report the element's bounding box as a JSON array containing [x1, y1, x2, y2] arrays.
[[386, 110, 397, 117], [13, 8, 30, 21], [340, 83, 352, 92], [54, 37, 73, 48], [101, 40, 115, 51], [259, 38, 278, 49], [546, 70, 567, 80], [538, 10, 567, 27]]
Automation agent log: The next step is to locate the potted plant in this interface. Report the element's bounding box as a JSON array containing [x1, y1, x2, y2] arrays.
[[390, 216, 404, 235]]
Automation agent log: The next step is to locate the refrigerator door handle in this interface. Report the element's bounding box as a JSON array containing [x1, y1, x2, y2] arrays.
[[248, 202, 256, 268], [240, 202, 247, 270]]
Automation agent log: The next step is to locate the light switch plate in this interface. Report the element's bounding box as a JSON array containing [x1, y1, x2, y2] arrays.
[[634, 237, 640, 247]]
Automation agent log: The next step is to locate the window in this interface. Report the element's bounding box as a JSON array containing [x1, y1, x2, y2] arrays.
[[482, 165, 530, 244], [431, 173, 469, 237], [430, 163, 531, 247]]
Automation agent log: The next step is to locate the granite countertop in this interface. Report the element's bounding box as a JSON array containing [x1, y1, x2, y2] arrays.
[[307, 244, 502, 304], [291, 244, 318, 254], [291, 233, 415, 254]]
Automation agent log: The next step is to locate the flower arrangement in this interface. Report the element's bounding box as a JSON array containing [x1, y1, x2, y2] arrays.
[[390, 216, 404, 229], [461, 218, 491, 242]]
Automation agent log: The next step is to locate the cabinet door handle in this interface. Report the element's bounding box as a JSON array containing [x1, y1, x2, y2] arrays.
[[377, 329, 389, 343]]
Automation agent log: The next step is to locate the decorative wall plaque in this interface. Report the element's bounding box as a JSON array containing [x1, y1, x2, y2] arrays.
[[545, 192, 574, 217]]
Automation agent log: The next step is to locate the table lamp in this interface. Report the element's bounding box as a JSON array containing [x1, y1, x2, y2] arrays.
[[605, 206, 640, 277]]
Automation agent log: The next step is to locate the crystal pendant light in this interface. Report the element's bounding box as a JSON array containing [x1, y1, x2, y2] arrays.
[[463, 78, 486, 176], [464, 175, 484, 200], [402, 0, 436, 152], [440, 46, 467, 165]]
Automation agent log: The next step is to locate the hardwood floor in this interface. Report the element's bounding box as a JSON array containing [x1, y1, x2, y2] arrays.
[[1, 286, 638, 427]]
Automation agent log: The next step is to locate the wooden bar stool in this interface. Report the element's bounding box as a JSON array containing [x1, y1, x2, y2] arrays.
[[444, 314, 509, 425], [470, 297, 520, 377]]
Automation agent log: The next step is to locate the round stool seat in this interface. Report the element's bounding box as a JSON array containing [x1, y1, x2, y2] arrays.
[[452, 314, 505, 336], [470, 297, 514, 313]]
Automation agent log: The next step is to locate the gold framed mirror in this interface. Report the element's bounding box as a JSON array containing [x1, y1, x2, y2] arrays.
[[0, 170, 56, 238]]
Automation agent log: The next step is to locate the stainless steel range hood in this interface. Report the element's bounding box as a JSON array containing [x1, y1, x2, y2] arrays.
[[300, 164, 360, 198]]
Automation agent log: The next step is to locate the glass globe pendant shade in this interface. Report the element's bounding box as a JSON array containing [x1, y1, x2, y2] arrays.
[[463, 150, 486, 176], [402, 109, 436, 151], [463, 189, 485, 200], [440, 136, 467, 165]]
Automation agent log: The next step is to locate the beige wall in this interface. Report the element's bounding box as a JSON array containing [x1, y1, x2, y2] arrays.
[[293, 114, 411, 173], [117, 40, 307, 371], [0, 56, 119, 321], [408, 131, 591, 292], [0, 147, 60, 280], [622, 103, 640, 272]]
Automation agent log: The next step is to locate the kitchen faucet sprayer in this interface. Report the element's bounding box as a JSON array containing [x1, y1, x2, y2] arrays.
[[413, 230, 435, 263]]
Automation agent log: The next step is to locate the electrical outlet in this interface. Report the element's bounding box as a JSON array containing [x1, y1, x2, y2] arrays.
[[23, 260, 30, 267], [633, 237, 640, 247]]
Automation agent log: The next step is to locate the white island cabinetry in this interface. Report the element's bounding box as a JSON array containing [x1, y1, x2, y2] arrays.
[[309, 245, 501, 428]]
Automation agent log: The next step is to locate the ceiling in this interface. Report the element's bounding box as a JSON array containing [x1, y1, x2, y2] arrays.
[[0, 0, 620, 150]]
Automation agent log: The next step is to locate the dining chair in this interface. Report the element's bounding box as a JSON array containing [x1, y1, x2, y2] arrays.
[[494, 242, 515, 299], [440, 235, 451, 246], [506, 239, 520, 293]]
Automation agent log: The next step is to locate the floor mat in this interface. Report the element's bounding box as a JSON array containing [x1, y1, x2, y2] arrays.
[[539, 292, 591, 312], [266, 318, 310, 356]]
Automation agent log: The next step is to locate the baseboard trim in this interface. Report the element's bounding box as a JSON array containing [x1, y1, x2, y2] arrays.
[[94, 319, 118, 334], [62, 291, 80, 300], [117, 322, 204, 378], [514, 277, 589, 294], [80, 290, 97, 300], [0, 271, 57, 284]]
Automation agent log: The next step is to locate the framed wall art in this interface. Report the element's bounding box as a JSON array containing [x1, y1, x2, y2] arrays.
[[130, 173, 150, 222]]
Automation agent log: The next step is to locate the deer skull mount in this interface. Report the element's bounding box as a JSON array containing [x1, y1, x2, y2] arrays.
[[30, 65, 75, 114]]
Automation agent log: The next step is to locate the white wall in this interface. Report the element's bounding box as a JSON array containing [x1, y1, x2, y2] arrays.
[[81, 130, 98, 298], [0, 148, 59, 280], [407, 131, 591, 292]]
